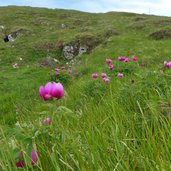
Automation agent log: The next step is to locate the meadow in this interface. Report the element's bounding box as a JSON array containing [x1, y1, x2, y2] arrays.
[[0, 6, 171, 171]]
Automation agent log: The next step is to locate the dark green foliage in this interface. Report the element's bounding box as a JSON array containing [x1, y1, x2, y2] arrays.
[[83, 80, 108, 99], [149, 28, 171, 40], [50, 72, 72, 86]]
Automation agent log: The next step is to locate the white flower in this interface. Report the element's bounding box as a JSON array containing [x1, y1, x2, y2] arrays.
[[12, 63, 18, 68]]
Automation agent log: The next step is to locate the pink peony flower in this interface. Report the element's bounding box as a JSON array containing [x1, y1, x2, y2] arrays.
[[140, 62, 145, 67], [118, 56, 126, 61], [43, 117, 51, 124], [105, 59, 112, 64], [132, 55, 138, 61], [117, 73, 123, 77], [164, 61, 171, 68], [55, 68, 60, 71], [108, 65, 114, 70], [39, 82, 64, 101], [167, 62, 171, 67], [91, 73, 98, 79], [164, 61, 167, 66], [124, 58, 130, 62], [55, 72, 60, 76], [18, 152, 23, 158], [61, 66, 65, 70], [31, 149, 38, 166], [101, 73, 107, 78], [16, 160, 25, 168], [103, 77, 110, 83], [68, 69, 72, 74]]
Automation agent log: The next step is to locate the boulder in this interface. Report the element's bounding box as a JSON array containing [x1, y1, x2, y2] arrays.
[[63, 46, 75, 59], [79, 46, 88, 55]]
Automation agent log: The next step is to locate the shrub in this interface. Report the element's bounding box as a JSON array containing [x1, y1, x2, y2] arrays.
[[50, 72, 72, 86]]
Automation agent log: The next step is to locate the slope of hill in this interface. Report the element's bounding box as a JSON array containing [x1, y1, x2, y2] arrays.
[[0, 6, 171, 170]]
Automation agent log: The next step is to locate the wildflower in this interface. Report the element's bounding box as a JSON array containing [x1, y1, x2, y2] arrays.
[[91, 73, 98, 78], [101, 73, 107, 78], [103, 77, 110, 83], [18, 152, 23, 158], [31, 149, 38, 166], [55, 72, 60, 76], [12, 63, 18, 68], [108, 65, 114, 70], [61, 66, 65, 70], [55, 68, 60, 71], [68, 69, 72, 74], [124, 58, 130, 62], [140, 62, 145, 67], [16, 160, 25, 168], [48, 72, 51, 75], [39, 82, 64, 101], [43, 117, 51, 125], [132, 55, 138, 61], [16, 152, 24, 168], [167, 62, 171, 67], [105, 59, 112, 64], [19, 57, 23, 61], [118, 56, 126, 61], [117, 73, 123, 77], [164, 61, 171, 68]]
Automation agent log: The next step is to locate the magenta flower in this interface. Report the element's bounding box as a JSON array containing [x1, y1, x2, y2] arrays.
[[167, 62, 171, 67], [16, 160, 25, 168], [39, 82, 64, 101], [124, 58, 130, 62], [103, 77, 110, 83], [18, 152, 23, 158], [68, 69, 72, 74], [164, 61, 171, 68], [51, 82, 64, 99], [55, 68, 60, 71], [140, 62, 145, 67], [43, 117, 51, 125], [31, 149, 38, 166], [16, 152, 24, 168], [105, 59, 112, 64], [132, 55, 138, 61], [101, 73, 107, 78], [118, 56, 126, 61], [117, 73, 123, 77], [55, 72, 60, 76], [61, 66, 65, 70], [108, 65, 114, 70], [91, 73, 98, 79]]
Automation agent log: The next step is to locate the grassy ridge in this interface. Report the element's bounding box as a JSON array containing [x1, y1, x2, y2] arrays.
[[0, 6, 171, 170]]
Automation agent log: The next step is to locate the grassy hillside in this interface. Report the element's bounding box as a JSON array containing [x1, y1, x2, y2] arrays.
[[0, 6, 171, 170]]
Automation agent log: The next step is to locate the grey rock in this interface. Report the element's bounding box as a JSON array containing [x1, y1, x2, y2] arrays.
[[63, 45, 74, 59], [79, 46, 88, 55]]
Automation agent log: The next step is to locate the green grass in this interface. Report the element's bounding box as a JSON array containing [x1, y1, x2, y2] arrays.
[[0, 6, 171, 170]]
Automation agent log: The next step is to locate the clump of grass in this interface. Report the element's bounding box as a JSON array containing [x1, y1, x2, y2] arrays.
[[149, 28, 171, 40]]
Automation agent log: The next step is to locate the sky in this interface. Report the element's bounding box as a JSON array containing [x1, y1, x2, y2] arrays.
[[0, 0, 171, 17]]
